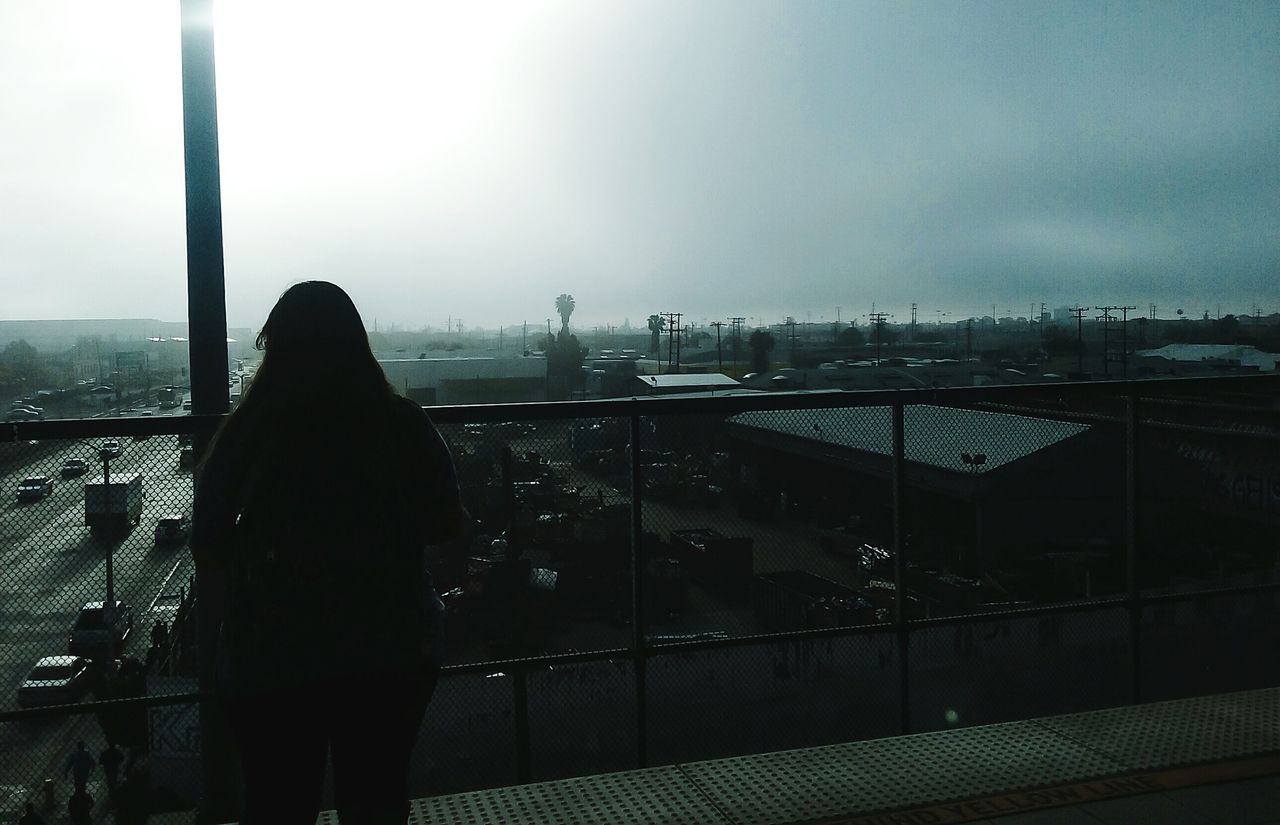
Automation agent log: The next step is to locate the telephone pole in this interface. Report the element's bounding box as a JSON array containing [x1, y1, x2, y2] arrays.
[[729, 317, 745, 377], [710, 321, 725, 373], [1069, 306, 1088, 373], [910, 303, 918, 343], [676, 322, 689, 370], [661, 312, 681, 374], [868, 312, 890, 364], [1095, 305, 1136, 377]]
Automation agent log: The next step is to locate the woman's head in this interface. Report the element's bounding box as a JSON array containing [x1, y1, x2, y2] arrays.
[[241, 281, 394, 408], [257, 280, 370, 358]]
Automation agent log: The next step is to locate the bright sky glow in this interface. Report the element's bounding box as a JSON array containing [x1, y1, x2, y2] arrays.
[[1, 1, 1277, 330]]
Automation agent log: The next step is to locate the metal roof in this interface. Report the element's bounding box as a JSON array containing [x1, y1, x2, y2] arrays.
[[637, 374, 741, 388], [1136, 344, 1278, 371], [729, 405, 1090, 474]]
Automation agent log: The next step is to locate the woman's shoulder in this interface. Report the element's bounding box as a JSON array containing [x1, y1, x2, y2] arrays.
[[390, 393, 434, 428], [389, 395, 448, 446]]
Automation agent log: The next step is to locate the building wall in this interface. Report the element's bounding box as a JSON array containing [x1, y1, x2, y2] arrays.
[[378, 357, 546, 405]]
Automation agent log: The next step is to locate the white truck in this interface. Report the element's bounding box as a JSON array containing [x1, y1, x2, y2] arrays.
[[85, 473, 145, 533]]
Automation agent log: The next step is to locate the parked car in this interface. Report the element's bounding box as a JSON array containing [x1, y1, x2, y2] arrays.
[[16, 656, 93, 707], [67, 601, 134, 658], [60, 458, 89, 478], [16, 476, 53, 502], [154, 514, 190, 545], [100, 440, 123, 458]]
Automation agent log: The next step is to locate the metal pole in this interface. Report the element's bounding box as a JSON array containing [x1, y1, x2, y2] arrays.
[[630, 414, 648, 767], [891, 402, 910, 734], [102, 453, 114, 616], [1126, 394, 1141, 705], [179, 1, 232, 819], [513, 667, 532, 782]]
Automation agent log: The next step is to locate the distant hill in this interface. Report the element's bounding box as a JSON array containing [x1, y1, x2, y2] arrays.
[[0, 319, 254, 352]]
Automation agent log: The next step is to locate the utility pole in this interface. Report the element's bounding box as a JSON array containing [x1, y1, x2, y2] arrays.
[[910, 303, 918, 343], [676, 322, 688, 370], [965, 318, 973, 361], [1069, 306, 1088, 373], [729, 316, 745, 377], [1119, 305, 1136, 377], [710, 321, 725, 373], [660, 312, 681, 374], [1094, 305, 1135, 377], [868, 312, 890, 364], [522, 321, 527, 354]]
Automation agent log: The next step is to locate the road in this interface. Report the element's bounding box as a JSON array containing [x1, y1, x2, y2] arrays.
[[0, 426, 195, 793]]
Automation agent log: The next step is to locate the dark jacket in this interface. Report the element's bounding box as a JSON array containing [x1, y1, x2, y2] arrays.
[[192, 396, 462, 695]]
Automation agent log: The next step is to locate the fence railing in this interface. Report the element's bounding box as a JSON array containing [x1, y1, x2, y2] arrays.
[[1, 373, 1277, 811]]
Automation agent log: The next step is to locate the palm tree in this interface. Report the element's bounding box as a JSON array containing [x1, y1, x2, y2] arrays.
[[555, 294, 576, 330], [647, 314, 665, 353]]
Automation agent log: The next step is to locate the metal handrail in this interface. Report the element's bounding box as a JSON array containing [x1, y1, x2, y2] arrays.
[[2, 372, 1277, 784], [5, 373, 1278, 443]]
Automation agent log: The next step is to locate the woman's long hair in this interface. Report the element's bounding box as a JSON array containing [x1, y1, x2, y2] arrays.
[[205, 281, 398, 489]]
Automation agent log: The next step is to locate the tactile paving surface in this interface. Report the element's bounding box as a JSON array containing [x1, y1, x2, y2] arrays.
[[675, 720, 1125, 825], [1035, 687, 1280, 772], [405, 764, 729, 825], [304, 688, 1280, 825]]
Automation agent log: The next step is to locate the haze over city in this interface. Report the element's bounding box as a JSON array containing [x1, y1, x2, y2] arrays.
[[1, 0, 1277, 330]]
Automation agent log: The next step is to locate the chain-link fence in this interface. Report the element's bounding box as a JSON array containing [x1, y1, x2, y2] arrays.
[[907, 606, 1130, 733], [2, 374, 1277, 817], [0, 428, 198, 816]]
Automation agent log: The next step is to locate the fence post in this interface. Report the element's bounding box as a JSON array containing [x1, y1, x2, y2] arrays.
[[1126, 394, 1142, 705], [630, 414, 648, 768], [892, 402, 910, 734], [513, 666, 532, 782]]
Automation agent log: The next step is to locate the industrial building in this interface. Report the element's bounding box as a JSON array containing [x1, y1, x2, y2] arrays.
[[377, 356, 547, 405], [727, 405, 1122, 595]]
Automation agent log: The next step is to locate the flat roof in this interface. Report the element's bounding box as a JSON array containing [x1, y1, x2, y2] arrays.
[[636, 374, 740, 388], [729, 405, 1090, 474]]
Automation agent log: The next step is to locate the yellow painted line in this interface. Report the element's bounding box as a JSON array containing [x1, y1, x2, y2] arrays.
[[808, 753, 1280, 825]]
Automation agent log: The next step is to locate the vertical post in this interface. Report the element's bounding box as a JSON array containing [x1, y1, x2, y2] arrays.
[[630, 414, 648, 767], [513, 667, 532, 782], [1126, 394, 1141, 704], [180, 1, 232, 820], [891, 403, 910, 734], [102, 454, 115, 617], [182, 0, 229, 418]]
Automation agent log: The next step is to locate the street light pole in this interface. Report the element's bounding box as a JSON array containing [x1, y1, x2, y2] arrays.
[[101, 450, 115, 618]]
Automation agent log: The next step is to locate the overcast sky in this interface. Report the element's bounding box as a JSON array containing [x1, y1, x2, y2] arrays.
[[1, 0, 1277, 331]]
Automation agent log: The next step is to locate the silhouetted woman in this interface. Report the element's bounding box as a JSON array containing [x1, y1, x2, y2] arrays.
[[192, 281, 462, 824]]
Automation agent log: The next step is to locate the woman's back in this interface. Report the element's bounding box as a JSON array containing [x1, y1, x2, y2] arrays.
[[197, 395, 458, 693]]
